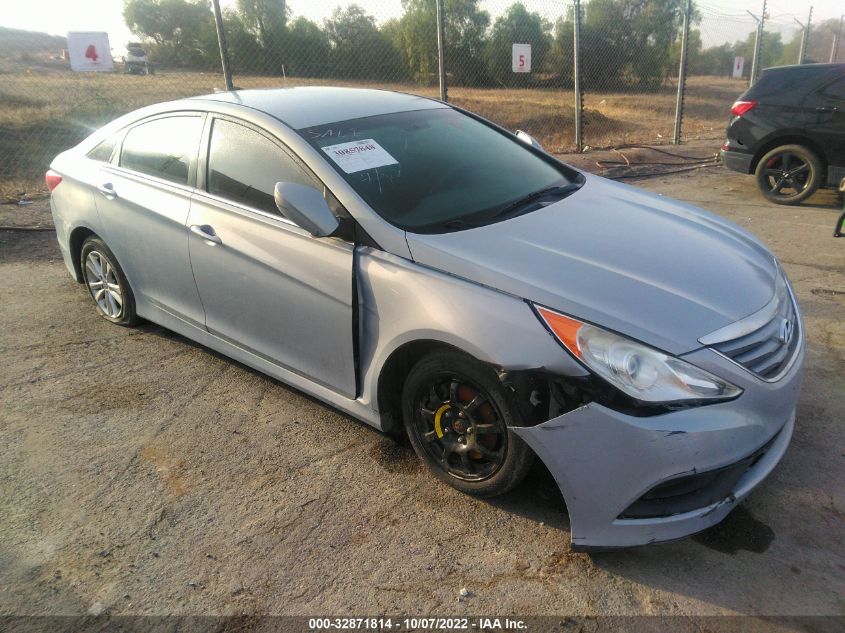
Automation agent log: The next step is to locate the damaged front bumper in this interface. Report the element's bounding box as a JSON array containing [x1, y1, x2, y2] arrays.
[[512, 347, 804, 551]]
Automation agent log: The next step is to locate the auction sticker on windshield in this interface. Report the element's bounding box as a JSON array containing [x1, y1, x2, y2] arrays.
[[321, 139, 398, 174]]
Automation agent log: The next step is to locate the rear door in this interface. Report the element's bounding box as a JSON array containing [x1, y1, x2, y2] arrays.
[[804, 74, 845, 173], [94, 113, 207, 327], [187, 116, 357, 397]]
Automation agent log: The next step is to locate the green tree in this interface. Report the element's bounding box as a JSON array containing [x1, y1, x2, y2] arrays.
[[323, 5, 406, 81], [486, 3, 552, 87], [283, 17, 330, 77], [732, 30, 783, 77], [123, 0, 218, 68], [396, 0, 490, 86], [554, 0, 692, 90]]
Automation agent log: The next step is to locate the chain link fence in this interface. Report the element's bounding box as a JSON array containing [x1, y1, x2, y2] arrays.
[[2, 0, 843, 197]]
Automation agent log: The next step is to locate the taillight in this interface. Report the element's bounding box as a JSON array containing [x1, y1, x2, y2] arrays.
[[730, 100, 758, 117], [45, 170, 62, 191]]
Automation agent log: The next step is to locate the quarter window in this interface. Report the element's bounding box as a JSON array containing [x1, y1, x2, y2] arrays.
[[207, 118, 318, 214], [120, 116, 203, 185], [820, 76, 845, 101], [87, 136, 116, 163]]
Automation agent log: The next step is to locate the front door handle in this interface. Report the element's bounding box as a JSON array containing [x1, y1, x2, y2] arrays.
[[97, 183, 116, 199], [816, 106, 839, 112], [190, 224, 222, 245]]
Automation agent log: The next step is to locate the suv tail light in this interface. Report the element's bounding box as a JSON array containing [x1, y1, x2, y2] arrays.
[[45, 170, 62, 191], [730, 100, 758, 117]]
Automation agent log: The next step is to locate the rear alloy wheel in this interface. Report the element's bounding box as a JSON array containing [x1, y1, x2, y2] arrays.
[[755, 144, 823, 205], [80, 237, 138, 326], [402, 350, 534, 497]]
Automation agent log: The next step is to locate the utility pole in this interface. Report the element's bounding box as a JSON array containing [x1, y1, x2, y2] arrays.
[[794, 6, 812, 64], [573, 0, 583, 152], [747, 0, 767, 86], [211, 0, 234, 91], [673, 0, 692, 145], [831, 14, 843, 63], [435, 0, 447, 101]]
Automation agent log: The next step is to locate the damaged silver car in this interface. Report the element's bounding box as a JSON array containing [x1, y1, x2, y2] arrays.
[[47, 88, 804, 550]]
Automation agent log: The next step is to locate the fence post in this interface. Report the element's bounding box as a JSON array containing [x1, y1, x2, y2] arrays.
[[211, 0, 234, 91], [747, 0, 767, 87], [673, 0, 691, 145], [435, 0, 448, 102], [796, 7, 813, 64], [831, 14, 843, 63], [573, 0, 583, 152]]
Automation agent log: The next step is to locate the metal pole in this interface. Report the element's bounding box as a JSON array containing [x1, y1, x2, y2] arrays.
[[435, 0, 447, 102], [211, 0, 234, 91], [800, 7, 813, 64], [747, 1, 766, 87], [573, 0, 583, 153], [831, 14, 843, 63], [673, 0, 692, 145]]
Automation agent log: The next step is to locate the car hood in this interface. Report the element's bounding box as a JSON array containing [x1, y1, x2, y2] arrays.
[[404, 174, 778, 355]]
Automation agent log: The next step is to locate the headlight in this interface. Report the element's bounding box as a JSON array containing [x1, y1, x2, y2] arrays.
[[535, 306, 742, 404]]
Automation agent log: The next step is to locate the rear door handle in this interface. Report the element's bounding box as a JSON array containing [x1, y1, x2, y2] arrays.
[[97, 183, 116, 199], [190, 224, 222, 245]]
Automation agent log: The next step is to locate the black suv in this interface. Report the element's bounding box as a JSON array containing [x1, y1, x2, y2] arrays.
[[720, 63, 845, 205]]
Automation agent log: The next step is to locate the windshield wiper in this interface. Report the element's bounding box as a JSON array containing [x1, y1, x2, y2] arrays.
[[491, 183, 581, 221]]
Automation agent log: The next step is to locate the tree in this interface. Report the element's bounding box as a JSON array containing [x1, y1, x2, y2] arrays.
[[396, 0, 490, 86], [236, 0, 287, 49], [554, 0, 692, 90], [732, 30, 783, 77], [323, 5, 406, 81], [123, 0, 218, 68], [283, 17, 330, 77], [486, 3, 552, 87]]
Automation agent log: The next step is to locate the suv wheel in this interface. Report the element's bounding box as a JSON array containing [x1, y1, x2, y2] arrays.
[[755, 144, 823, 205]]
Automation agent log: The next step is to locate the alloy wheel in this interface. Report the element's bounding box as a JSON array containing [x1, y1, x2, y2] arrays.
[[84, 250, 123, 319], [761, 152, 812, 199]]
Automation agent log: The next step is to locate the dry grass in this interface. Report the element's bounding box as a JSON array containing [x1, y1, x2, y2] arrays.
[[0, 68, 745, 196]]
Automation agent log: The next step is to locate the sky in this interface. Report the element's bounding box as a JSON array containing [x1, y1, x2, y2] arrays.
[[1, 0, 842, 53]]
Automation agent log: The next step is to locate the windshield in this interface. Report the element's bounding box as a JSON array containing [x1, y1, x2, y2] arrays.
[[299, 108, 580, 233]]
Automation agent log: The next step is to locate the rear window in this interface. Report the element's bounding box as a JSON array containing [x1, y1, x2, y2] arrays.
[[744, 67, 837, 101], [120, 116, 203, 185]]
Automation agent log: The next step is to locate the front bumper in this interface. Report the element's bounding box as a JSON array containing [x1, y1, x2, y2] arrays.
[[513, 343, 804, 550]]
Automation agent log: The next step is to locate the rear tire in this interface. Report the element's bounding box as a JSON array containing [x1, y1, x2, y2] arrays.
[[754, 144, 823, 205], [80, 237, 138, 326], [401, 349, 534, 497]]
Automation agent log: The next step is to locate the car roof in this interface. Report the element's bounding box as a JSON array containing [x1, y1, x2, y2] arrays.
[[191, 87, 449, 130]]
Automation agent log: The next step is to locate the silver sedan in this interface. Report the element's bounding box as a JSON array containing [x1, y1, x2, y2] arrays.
[[47, 87, 804, 550]]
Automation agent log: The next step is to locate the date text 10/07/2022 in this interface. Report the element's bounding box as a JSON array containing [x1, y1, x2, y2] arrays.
[[307, 617, 528, 630]]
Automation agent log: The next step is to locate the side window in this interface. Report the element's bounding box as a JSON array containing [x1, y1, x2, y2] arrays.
[[87, 136, 116, 163], [207, 118, 319, 214], [120, 116, 203, 185], [820, 76, 845, 101]]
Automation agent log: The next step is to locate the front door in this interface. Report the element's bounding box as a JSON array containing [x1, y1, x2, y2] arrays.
[[187, 117, 357, 397]]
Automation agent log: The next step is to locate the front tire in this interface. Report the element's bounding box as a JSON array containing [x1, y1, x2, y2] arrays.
[[80, 237, 138, 326], [754, 144, 823, 205], [401, 350, 534, 497]]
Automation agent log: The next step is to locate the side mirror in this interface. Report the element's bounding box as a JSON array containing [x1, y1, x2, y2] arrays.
[[516, 130, 543, 151], [274, 182, 339, 237]]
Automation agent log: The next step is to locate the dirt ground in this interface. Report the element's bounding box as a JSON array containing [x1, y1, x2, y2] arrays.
[[1, 152, 844, 622]]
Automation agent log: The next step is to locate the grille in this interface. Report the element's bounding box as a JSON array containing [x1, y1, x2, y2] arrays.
[[711, 289, 800, 380]]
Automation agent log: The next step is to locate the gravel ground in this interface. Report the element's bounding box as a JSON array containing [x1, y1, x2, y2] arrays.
[[1, 158, 844, 621]]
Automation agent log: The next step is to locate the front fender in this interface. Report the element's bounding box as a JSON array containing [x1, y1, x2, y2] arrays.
[[355, 247, 587, 423]]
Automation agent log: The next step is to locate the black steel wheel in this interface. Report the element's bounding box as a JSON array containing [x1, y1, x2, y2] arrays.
[[402, 350, 534, 497], [755, 144, 823, 205]]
